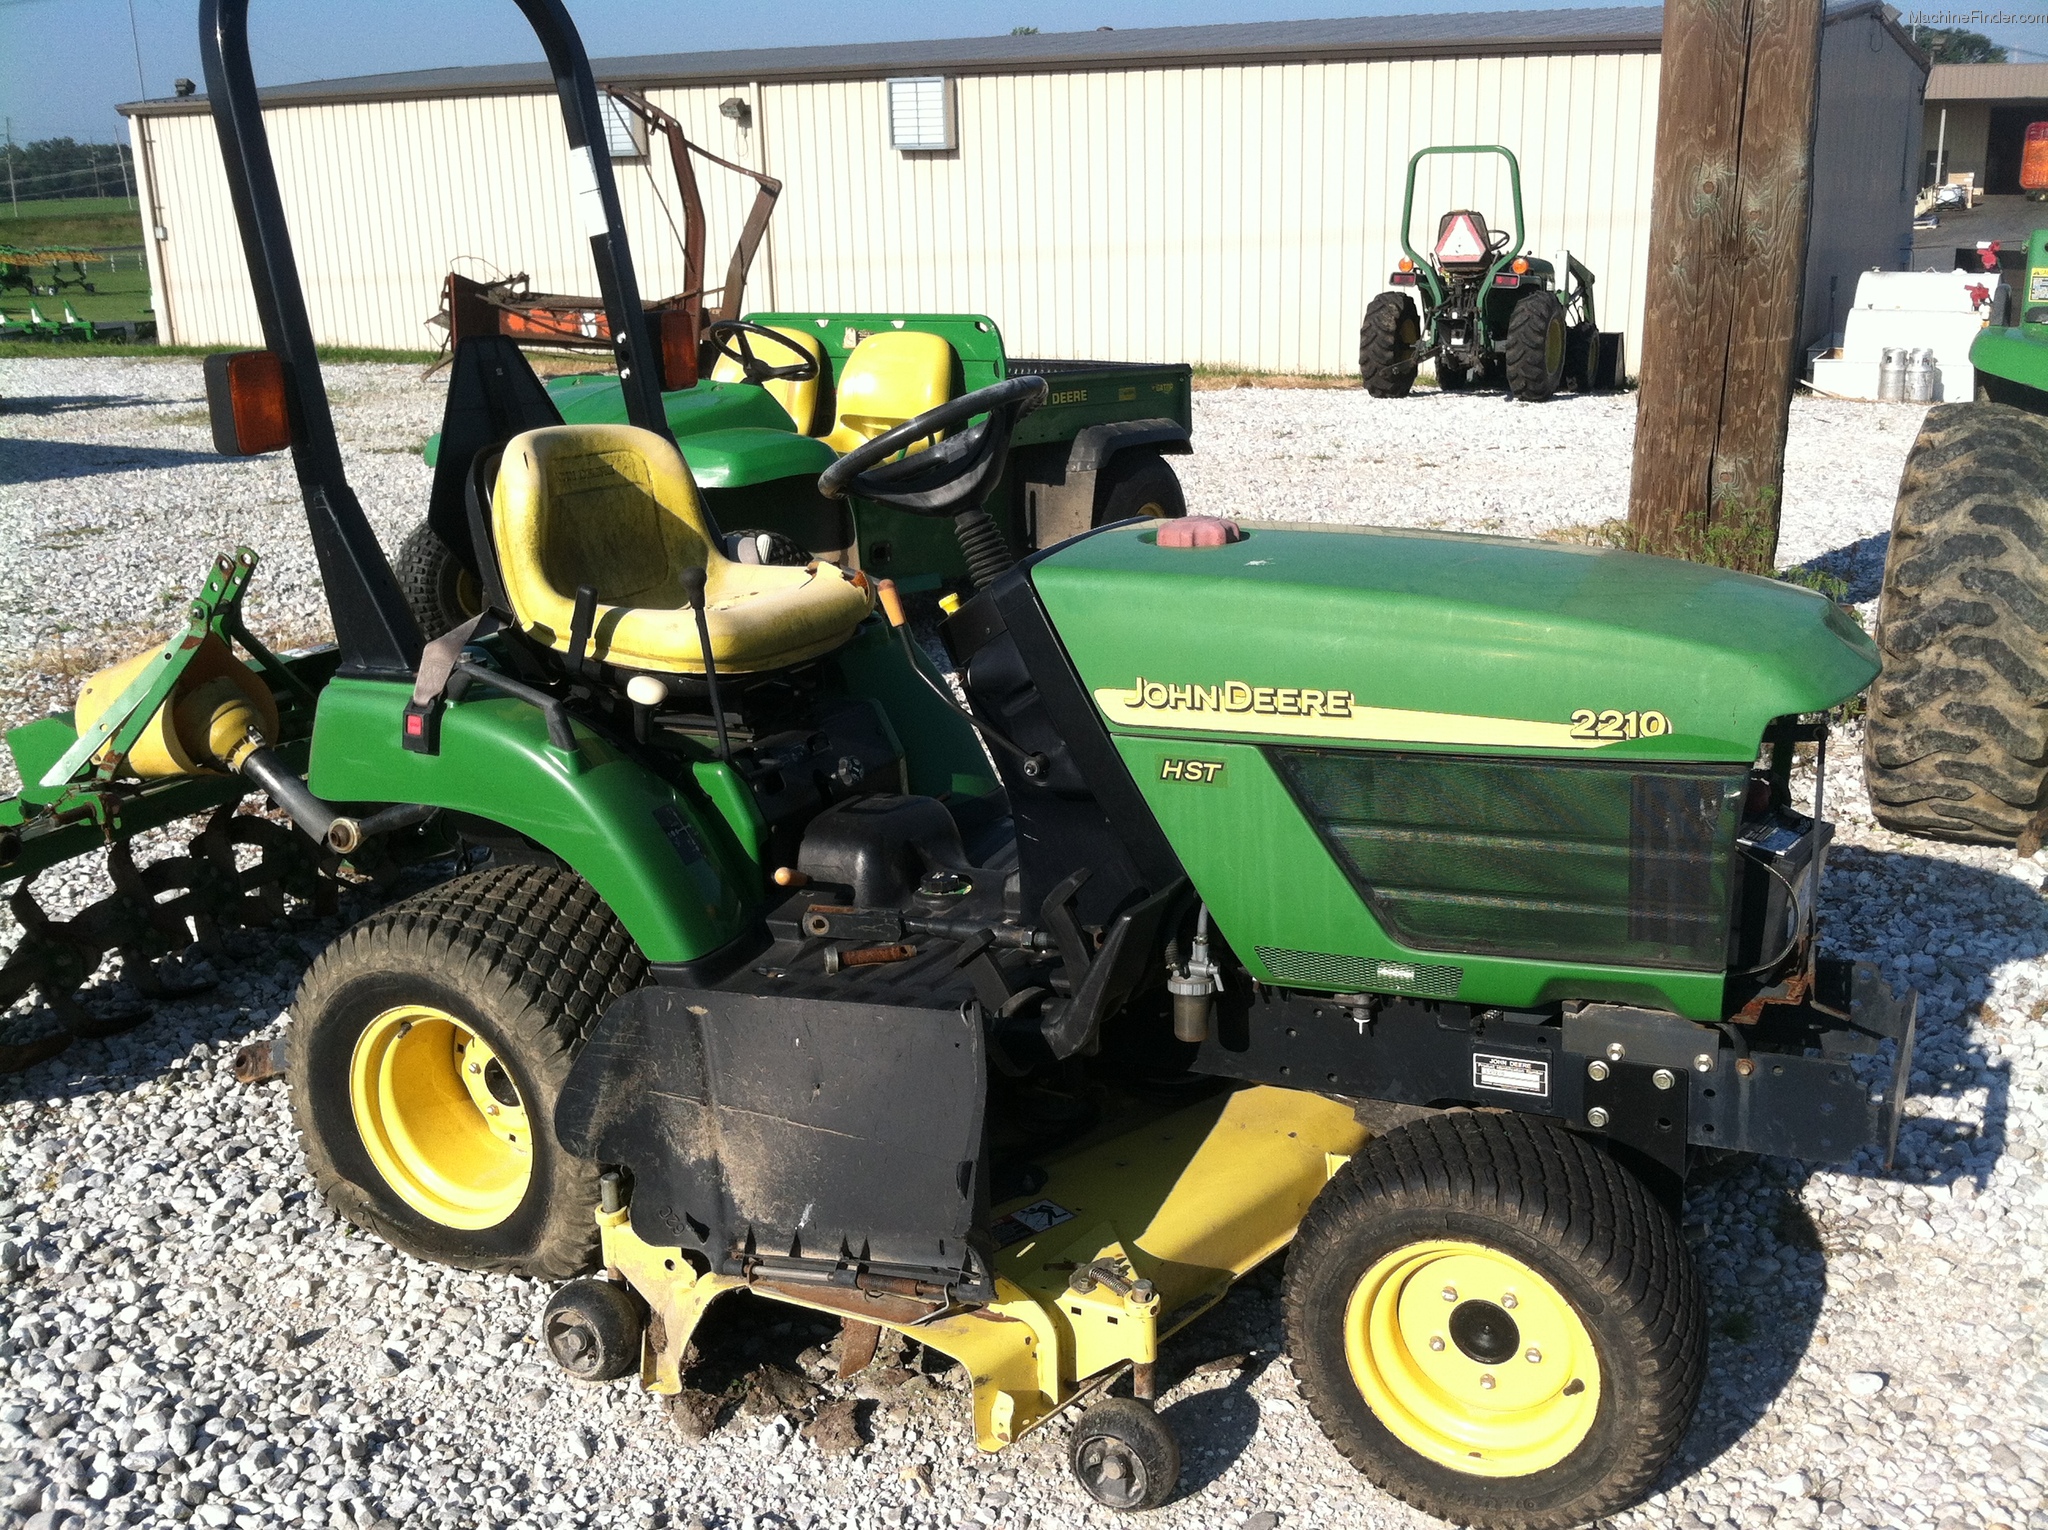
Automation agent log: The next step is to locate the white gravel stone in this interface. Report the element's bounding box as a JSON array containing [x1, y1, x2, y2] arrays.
[[4, 360, 2044, 1530]]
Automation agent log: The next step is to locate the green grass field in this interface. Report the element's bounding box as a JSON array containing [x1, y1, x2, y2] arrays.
[[2, 197, 153, 332]]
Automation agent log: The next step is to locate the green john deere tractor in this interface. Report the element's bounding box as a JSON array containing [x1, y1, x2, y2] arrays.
[[1864, 227, 2048, 842], [1359, 145, 1619, 402], [0, 3, 1916, 1525]]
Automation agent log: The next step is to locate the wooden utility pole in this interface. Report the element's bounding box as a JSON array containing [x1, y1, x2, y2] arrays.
[[1626, 0, 1824, 574]]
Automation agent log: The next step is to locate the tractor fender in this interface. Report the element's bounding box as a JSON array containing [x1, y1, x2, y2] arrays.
[[305, 678, 756, 966], [1028, 420, 1192, 547]]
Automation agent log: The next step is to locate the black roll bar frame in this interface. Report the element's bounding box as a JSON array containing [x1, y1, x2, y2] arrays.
[[197, 0, 674, 679]]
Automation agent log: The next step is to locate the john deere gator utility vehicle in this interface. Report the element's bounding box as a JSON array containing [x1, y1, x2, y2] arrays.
[[1864, 229, 2048, 842], [1359, 145, 1619, 402], [0, 3, 1916, 1525], [400, 313, 1193, 637]]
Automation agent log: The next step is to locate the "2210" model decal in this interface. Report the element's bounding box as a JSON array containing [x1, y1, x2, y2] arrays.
[[1568, 709, 1672, 741]]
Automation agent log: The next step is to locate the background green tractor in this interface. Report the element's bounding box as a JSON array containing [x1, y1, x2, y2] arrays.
[[1864, 228, 2048, 842], [1360, 145, 1618, 402]]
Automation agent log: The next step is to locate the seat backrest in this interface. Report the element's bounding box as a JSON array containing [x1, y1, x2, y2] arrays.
[[1433, 209, 1494, 269], [822, 330, 957, 455], [493, 424, 723, 628], [709, 325, 828, 436]]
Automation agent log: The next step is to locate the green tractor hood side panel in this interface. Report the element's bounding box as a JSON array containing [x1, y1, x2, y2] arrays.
[[306, 679, 753, 963], [1033, 524, 1877, 761]]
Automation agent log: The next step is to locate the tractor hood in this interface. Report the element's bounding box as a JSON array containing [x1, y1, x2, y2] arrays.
[[1032, 523, 1877, 762]]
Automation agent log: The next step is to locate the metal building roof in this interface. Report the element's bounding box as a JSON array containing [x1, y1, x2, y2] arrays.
[[118, 1, 1914, 116], [120, 6, 1668, 114], [1925, 62, 2048, 101]]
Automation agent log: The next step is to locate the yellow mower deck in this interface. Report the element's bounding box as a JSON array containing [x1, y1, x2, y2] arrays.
[[601, 1084, 1365, 1449]]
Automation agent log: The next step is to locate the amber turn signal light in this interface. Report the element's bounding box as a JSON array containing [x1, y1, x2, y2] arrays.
[[203, 350, 292, 456], [1511, 257, 1530, 274], [1397, 257, 1414, 272]]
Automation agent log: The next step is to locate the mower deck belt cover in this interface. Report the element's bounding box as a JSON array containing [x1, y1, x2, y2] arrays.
[[556, 986, 990, 1293]]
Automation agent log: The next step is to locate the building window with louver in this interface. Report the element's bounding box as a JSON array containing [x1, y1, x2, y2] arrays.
[[887, 76, 955, 152]]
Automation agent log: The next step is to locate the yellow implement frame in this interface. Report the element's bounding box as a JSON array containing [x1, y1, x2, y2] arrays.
[[599, 1084, 1365, 1450]]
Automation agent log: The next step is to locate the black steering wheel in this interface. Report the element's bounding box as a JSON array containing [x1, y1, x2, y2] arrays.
[[818, 375, 1048, 516], [704, 319, 819, 386]]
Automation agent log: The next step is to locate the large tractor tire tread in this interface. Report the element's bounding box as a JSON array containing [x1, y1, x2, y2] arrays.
[[1865, 401, 2048, 843], [290, 864, 646, 1279], [394, 519, 477, 640], [1285, 1112, 1706, 1530], [1505, 289, 1566, 403], [1360, 292, 1421, 398]]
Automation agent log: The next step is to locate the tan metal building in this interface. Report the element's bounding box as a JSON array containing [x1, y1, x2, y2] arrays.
[[1921, 62, 2048, 194], [120, 4, 1924, 374]]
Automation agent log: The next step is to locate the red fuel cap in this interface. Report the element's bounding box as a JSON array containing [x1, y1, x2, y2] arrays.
[[1156, 516, 1243, 548]]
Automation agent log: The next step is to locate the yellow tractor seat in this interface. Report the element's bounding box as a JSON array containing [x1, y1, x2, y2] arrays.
[[822, 330, 958, 455], [709, 325, 827, 436], [492, 423, 873, 676]]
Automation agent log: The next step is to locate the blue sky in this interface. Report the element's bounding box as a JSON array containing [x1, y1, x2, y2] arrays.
[[5, 0, 2047, 146]]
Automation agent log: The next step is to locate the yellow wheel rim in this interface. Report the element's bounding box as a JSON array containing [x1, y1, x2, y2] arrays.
[[1344, 1240, 1600, 1477], [349, 1005, 532, 1230]]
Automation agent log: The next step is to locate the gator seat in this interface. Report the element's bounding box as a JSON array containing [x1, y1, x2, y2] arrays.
[[492, 423, 873, 675], [822, 330, 957, 455], [709, 325, 828, 436]]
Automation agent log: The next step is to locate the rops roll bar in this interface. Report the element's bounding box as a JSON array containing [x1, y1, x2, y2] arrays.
[[197, 0, 672, 679]]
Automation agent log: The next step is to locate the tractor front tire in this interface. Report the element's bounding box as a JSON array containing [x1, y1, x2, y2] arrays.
[[1360, 292, 1421, 398], [1285, 1113, 1706, 1530], [395, 519, 482, 640], [1505, 290, 1568, 402], [1865, 402, 2048, 843], [289, 865, 646, 1279], [1093, 452, 1187, 527]]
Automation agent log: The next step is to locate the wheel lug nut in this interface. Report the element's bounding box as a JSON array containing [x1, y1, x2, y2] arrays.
[[1429, 1335, 1446, 1351], [486, 1103, 499, 1115], [469, 1063, 481, 1074], [1442, 1286, 1458, 1302], [1479, 1374, 1496, 1390], [1501, 1292, 1517, 1309], [1525, 1348, 1542, 1364]]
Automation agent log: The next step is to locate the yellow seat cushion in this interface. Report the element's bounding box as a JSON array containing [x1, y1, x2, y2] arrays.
[[822, 330, 957, 455], [493, 423, 873, 676], [709, 325, 827, 436]]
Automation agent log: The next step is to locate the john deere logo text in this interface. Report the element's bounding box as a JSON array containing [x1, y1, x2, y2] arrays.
[[1122, 677, 1355, 719]]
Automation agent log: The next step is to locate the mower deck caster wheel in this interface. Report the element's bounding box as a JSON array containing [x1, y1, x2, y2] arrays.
[[543, 1278, 647, 1382], [1069, 1396, 1180, 1510]]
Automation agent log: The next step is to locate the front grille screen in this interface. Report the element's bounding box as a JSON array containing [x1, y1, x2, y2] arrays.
[[1271, 749, 1747, 971]]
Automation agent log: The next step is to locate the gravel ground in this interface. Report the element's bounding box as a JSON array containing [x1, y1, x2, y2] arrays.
[[4, 358, 2046, 1530]]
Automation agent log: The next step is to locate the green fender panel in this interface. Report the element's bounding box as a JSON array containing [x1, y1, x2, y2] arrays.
[[307, 679, 753, 963]]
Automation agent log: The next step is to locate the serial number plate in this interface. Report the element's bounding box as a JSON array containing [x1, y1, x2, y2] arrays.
[[1473, 1053, 1550, 1098]]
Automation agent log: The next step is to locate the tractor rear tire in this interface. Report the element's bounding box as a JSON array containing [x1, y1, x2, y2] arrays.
[[289, 865, 646, 1279], [1360, 292, 1421, 398], [1505, 290, 1568, 402], [1285, 1113, 1706, 1530], [394, 519, 482, 640], [1865, 402, 2048, 844], [1093, 452, 1187, 527]]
